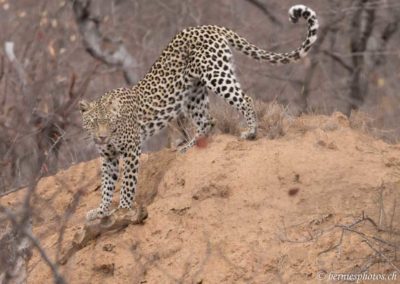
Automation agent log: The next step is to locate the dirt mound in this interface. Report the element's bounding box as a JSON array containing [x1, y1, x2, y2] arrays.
[[2, 112, 400, 283]]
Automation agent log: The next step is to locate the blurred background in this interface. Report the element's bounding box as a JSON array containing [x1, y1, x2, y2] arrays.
[[1, 0, 400, 193]]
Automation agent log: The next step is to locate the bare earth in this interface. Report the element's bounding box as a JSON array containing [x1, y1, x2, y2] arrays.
[[2, 112, 400, 284]]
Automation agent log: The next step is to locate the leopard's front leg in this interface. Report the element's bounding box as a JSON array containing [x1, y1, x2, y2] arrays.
[[86, 148, 119, 221], [119, 142, 141, 210]]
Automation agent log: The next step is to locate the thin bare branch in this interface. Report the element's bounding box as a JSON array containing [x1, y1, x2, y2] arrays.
[[244, 0, 282, 26], [70, 0, 138, 85], [0, 207, 66, 284], [322, 50, 353, 73]]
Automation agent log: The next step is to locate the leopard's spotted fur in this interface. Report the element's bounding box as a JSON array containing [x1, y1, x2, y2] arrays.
[[80, 5, 319, 220]]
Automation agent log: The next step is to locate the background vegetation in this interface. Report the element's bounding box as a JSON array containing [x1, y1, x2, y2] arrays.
[[1, 0, 400, 192]]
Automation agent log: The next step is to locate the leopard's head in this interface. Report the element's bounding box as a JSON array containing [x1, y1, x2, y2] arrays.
[[79, 96, 120, 145]]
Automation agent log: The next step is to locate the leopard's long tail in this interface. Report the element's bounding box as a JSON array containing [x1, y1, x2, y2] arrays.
[[220, 5, 318, 64]]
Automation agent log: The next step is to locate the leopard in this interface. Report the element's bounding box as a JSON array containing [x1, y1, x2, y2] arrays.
[[80, 5, 319, 221]]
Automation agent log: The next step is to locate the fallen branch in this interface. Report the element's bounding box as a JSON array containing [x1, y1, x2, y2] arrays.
[[59, 206, 148, 265]]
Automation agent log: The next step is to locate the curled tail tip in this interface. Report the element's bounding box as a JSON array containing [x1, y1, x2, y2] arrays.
[[288, 4, 319, 57], [288, 5, 317, 24]]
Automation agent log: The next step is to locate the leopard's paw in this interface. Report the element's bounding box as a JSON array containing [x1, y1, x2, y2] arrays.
[[177, 144, 189, 154], [86, 208, 111, 222], [240, 129, 257, 140]]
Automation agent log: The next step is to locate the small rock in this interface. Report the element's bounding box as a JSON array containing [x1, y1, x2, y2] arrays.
[[327, 142, 338, 150], [93, 263, 115, 275], [288, 187, 300, 196], [102, 243, 115, 252]]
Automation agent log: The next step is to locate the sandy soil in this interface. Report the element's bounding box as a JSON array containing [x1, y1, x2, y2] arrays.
[[2, 112, 400, 284]]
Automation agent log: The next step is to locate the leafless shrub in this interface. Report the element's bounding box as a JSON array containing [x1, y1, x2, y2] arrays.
[[331, 184, 400, 274], [279, 182, 400, 276], [0, 182, 67, 284]]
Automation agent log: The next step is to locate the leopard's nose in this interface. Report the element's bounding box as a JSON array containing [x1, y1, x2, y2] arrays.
[[96, 135, 108, 144]]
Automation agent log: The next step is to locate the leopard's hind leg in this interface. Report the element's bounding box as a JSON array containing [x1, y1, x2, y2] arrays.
[[177, 82, 215, 153], [200, 44, 257, 139]]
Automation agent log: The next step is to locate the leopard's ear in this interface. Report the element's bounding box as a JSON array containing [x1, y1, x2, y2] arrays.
[[79, 100, 90, 112]]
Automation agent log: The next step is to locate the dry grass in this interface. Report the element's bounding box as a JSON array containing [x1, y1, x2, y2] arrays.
[[210, 97, 292, 139], [166, 98, 293, 144], [167, 115, 194, 149], [210, 96, 242, 136], [169, 100, 400, 146], [349, 110, 375, 134], [350, 110, 399, 144], [256, 100, 292, 139]]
